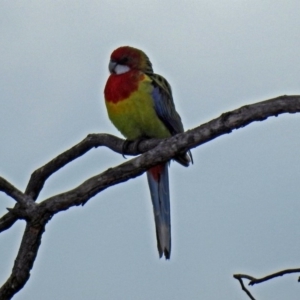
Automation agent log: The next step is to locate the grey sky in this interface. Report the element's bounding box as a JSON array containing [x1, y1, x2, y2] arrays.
[[1, 1, 300, 299]]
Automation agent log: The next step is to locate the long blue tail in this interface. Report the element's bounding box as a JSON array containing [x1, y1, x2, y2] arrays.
[[146, 163, 171, 259]]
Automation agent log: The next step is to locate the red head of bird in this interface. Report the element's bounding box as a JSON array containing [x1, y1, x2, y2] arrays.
[[109, 46, 153, 75]]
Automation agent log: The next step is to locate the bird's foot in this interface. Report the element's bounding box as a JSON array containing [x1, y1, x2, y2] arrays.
[[121, 140, 131, 159], [121, 137, 148, 159]]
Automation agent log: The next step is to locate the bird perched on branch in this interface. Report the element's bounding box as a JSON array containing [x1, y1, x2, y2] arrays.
[[104, 46, 192, 259]]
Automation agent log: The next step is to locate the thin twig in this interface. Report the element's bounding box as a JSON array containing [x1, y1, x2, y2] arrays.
[[234, 268, 300, 299], [236, 268, 300, 286], [233, 275, 256, 300]]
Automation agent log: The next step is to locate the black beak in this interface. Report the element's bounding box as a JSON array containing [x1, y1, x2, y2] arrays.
[[109, 60, 117, 74]]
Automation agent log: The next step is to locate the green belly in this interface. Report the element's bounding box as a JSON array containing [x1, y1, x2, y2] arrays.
[[106, 83, 170, 140]]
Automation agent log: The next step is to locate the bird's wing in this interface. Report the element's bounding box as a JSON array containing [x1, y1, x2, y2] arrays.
[[149, 73, 193, 166], [149, 73, 184, 135]]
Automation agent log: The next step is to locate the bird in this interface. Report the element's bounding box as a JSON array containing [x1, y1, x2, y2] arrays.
[[104, 46, 192, 259]]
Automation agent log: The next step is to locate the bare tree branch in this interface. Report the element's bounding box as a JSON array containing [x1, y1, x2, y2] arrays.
[[233, 275, 256, 300], [0, 178, 37, 220], [1, 95, 300, 299], [0, 177, 29, 206], [235, 268, 300, 286], [0, 134, 162, 233], [0, 213, 51, 300], [234, 268, 300, 299]]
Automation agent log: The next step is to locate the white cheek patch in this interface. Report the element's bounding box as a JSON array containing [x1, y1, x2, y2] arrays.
[[114, 64, 130, 74]]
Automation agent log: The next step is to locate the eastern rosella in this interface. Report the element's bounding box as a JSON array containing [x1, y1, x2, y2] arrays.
[[104, 46, 192, 259]]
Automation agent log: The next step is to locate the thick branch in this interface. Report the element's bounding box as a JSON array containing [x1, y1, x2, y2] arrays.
[[0, 210, 51, 300], [0, 177, 37, 220], [0, 177, 30, 206]]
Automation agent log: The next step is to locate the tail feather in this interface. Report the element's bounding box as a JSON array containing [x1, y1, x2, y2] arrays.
[[147, 163, 171, 259]]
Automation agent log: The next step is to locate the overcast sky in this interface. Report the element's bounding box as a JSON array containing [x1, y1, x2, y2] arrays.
[[1, 1, 300, 299]]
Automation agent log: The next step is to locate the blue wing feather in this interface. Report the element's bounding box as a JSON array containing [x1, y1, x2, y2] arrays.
[[150, 73, 192, 166], [151, 74, 184, 135]]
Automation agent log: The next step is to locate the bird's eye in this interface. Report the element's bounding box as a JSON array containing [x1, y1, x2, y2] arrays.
[[119, 56, 129, 65]]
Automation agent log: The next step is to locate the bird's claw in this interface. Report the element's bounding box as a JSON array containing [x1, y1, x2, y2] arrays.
[[121, 137, 148, 159]]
